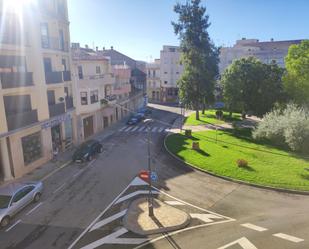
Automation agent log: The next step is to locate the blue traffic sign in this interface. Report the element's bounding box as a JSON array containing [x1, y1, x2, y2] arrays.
[[150, 171, 158, 181]]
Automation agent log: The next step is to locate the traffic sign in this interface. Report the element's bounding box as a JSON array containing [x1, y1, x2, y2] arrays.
[[139, 170, 149, 181], [150, 171, 158, 181]]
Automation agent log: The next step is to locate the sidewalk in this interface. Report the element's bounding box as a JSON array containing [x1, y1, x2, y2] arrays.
[[0, 118, 127, 186]]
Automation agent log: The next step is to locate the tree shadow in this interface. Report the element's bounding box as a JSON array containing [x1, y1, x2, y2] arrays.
[[194, 148, 210, 157], [300, 173, 309, 181], [239, 165, 256, 172]]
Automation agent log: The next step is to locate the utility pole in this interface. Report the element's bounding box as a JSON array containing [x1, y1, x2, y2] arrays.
[[147, 119, 154, 217]]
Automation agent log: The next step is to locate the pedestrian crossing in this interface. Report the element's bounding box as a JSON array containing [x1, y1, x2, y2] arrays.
[[118, 125, 170, 133]]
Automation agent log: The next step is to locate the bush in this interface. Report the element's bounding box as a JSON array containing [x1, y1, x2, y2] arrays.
[[253, 104, 309, 153], [236, 159, 248, 167]]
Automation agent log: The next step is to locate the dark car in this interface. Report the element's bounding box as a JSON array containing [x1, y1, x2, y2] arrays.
[[138, 107, 152, 116], [126, 114, 143, 125], [72, 139, 103, 163]]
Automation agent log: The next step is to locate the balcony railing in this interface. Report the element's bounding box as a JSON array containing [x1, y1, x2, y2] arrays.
[[0, 72, 33, 89], [63, 71, 71, 81], [65, 96, 74, 109], [45, 71, 63, 84], [41, 36, 69, 52], [49, 102, 65, 118], [6, 110, 38, 131]]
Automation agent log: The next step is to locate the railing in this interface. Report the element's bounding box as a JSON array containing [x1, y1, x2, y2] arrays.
[[0, 72, 33, 89], [63, 71, 71, 81], [6, 110, 38, 131], [45, 71, 63, 84], [41, 36, 69, 52], [48, 102, 65, 117], [65, 96, 74, 109]]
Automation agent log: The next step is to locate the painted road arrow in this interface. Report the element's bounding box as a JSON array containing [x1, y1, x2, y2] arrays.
[[217, 237, 258, 249]]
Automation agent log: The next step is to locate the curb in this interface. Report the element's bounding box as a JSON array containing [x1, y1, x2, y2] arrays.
[[163, 133, 309, 196]]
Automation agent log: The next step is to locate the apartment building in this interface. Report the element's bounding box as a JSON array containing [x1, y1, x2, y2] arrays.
[[71, 44, 133, 143], [0, 0, 75, 180], [159, 45, 184, 103], [146, 59, 161, 102], [219, 38, 303, 74]]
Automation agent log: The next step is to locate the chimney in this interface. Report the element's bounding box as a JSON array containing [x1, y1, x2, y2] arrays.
[[103, 46, 105, 50], [270, 38, 274, 42], [96, 46, 98, 51], [111, 46, 113, 50], [85, 44, 88, 49]]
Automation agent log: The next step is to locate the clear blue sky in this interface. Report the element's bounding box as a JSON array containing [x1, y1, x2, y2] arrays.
[[67, 0, 309, 62]]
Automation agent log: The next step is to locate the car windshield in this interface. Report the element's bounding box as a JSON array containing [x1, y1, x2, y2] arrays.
[[78, 144, 91, 154], [0, 195, 11, 209]]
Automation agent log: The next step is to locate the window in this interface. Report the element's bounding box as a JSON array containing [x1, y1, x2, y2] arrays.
[[167, 88, 173, 96], [12, 189, 25, 203], [164, 72, 167, 74], [81, 92, 88, 105], [174, 89, 178, 96], [164, 81, 168, 84], [152, 91, 155, 99], [78, 65, 83, 79], [90, 90, 99, 104], [153, 70, 156, 77], [176, 72, 179, 74], [22, 132, 42, 165], [96, 66, 101, 74], [40, 23, 49, 48]]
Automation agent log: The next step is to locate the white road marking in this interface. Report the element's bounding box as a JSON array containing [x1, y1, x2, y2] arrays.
[[151, 127, 158, 132], [158, 127, 164, 132], [124, 126, 132, 132], [273, 233, 304, 243], [52, 182, 66, 194], [131, 126, 139, 132], [119, 126, 127, 132], [217, 237, 258, 249], [190, 213, 223, 223], [89, 209, 127, 232], [5, 219, 21, 232], [138, 126, 145, 132], [130, 177, 148, 186], [165, 200, 185, 206], [115, 190, 159, 204], [241, 223, 268, 232], [81, 228, 147, 249], [67, 177, 139, 249], [26, 202, 43, 216], [73, 171, 83, 178], [41, 160, 71, 182]]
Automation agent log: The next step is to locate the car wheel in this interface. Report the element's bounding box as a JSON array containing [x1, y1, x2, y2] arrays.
[[0, 216, 10, 228], [87, 155, 93, 161], [34, 193, 41, 203], [98, 147, 103, 153]]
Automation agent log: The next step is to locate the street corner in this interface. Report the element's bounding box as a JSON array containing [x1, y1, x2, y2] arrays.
[[68, 176, 235, 249]]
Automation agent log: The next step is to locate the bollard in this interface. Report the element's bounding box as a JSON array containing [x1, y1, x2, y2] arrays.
[[185, 129, 192, 137], [192, 141, 200, 150]]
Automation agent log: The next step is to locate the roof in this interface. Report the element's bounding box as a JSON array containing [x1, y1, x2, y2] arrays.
[[72, 47, 109, 61], [98, 49, 137, 68]]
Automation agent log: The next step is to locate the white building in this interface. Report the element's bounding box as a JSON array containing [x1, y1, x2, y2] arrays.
[[219, 38, 303, 74], [146, 59, 161, 102]]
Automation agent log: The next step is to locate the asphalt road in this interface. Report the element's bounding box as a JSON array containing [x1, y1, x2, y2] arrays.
[[0, 103, 308, 249]]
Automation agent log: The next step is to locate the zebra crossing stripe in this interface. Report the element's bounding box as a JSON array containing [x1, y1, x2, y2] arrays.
[[158, 127, 164, 132], [115, 190, 159, 205], [119, 126, 127, 132], [151, 127, 158, 132], [138, 126, 145, 132], [89, 209, 127, 232], [131, 126, 139, 132], [124, 126, 132, 132]]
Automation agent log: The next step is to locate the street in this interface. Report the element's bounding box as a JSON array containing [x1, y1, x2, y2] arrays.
[[0, 104, 308, 249]]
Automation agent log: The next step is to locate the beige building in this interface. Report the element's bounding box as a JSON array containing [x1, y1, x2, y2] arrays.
[[71, 44, 132, 143], [146, 59, 161, 102], [159, 45, 184, 103], [0, 0, 75, 180], [219, 38, 303, 74]]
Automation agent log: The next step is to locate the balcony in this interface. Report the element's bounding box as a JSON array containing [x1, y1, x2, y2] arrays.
[[45, 71, 63, 84], [49, 102, 65, 117], [63, 71, 71, 81], [0, 72, 33, 89], [6, 110, 38, 131], [65, 96, 74, 109], [41, 36, 69, 52]]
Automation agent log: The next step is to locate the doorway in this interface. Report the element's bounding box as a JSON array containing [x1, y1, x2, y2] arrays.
[[103, 117, 108, 129], [51, 125, 62, 152], [83, 116, 94, 139]]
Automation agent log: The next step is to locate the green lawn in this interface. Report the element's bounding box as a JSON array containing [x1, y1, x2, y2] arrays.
[[184, 110, 241, 126], [165, 129, 309, 191]]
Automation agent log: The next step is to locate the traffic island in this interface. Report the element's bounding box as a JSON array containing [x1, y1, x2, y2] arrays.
[[123, 197, 190, 235]]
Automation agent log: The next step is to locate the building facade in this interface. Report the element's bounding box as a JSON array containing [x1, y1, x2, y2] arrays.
[[219, 38, 303, 74], [146, 59, 161, 102], [0, 0, 75, 180], [159, 45, 183, 103]]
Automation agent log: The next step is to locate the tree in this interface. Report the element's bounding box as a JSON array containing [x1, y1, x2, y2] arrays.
[[172, 0, 219, 120], [283, 40, 309, 106], [221, 57, 285, 117]]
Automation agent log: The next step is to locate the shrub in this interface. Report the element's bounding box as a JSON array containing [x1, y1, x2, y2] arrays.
[[236, 159, 248, 167], [253, 104, 309, 153]]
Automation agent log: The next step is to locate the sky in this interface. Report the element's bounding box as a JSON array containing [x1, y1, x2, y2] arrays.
[[67, 0, 309, 62]]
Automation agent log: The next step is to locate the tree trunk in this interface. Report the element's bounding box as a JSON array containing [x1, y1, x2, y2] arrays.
[[195, 109, 199, 120], [201, 100, 205, 114]]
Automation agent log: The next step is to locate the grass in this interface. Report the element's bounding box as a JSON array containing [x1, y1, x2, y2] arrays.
[[165, 129, 309, 191], [184, 110, 242, 126]]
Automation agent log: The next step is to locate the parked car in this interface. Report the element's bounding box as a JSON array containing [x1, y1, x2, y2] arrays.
[[0, 181, 43, 228], [138, 107, 152, 116], [126, 114, 143, 125], [72, 139, 103, 163]]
